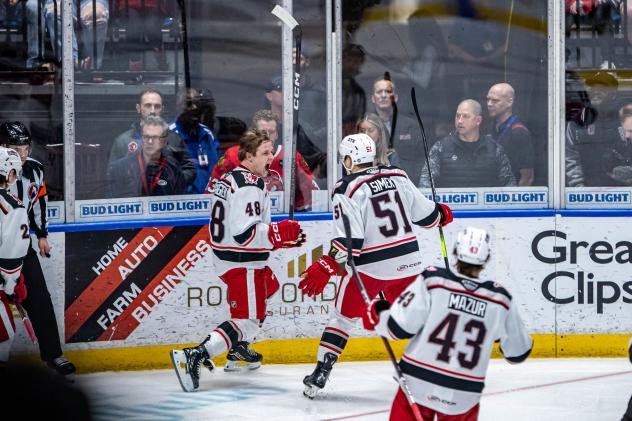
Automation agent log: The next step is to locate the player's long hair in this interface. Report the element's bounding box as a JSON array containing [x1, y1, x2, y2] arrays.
[[238, 129, 271, 161], [356, 113, 391, 166], [455, 260, 484, 278]]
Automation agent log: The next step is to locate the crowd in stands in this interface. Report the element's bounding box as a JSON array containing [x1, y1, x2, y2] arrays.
[[5, 0, 632, 207]]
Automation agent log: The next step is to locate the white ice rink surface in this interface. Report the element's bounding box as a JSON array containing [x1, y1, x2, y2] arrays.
[[77, 358, 632, 421]]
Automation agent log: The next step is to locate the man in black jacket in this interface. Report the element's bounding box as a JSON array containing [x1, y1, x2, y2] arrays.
[[419, 99, 516, 188], [107, 116, 186, 198], [109, 88, 195, 188]]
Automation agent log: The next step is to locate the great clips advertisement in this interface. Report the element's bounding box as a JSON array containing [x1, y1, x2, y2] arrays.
[[64, 225, 211, 343]]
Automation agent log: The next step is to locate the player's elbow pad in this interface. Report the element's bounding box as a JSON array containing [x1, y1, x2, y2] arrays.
[[233, 225, 256, 245], [412, 205, 441, 228], [386, 316, 415, 341], [500, 344, 532, 364]]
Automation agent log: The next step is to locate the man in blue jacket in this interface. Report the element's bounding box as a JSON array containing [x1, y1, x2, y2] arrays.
[[171, 88, 221, 194]]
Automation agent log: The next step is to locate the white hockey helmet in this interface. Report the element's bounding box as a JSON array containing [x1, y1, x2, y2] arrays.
[[339, 133, 376, 166], [0, 146, 22, 182], [454, 226, 491, 266]]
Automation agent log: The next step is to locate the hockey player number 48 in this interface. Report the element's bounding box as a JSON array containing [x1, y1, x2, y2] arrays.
[[210, 202, 225, 242], [428, 313, 487, 370]]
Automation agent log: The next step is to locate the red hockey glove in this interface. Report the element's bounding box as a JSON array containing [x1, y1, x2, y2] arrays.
[[438, 203, 453, 227], [13, 274, 27, 304], [362, 296, 391, 331], [268, 220, 304, 250], [298, 255, 338, 297]]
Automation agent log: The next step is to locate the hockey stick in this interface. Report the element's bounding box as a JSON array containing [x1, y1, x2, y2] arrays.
[[177, 0, 191, 89], [383, 72, 398, 150], [341, 213, 423, 421], [15, 303, 37, 344], [411, 87, 449, 268], [271, 4, 301, 220]]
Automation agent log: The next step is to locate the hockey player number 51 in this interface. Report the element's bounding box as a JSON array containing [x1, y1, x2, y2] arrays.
[[428, 313, 487, 370], [370, 191, 412, 238]]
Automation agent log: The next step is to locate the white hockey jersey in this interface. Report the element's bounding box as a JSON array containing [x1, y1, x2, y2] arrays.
[[8, 158, 48, 241], [0, 188, 29, 295], [209, 166, 275, 275], [375, 266, 533, 415], [330, 165, 441, 279]]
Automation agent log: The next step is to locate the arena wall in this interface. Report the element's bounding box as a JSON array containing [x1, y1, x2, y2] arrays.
[[10, 213, 632, 372]]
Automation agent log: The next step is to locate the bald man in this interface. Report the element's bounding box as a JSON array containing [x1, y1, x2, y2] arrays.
[[419, 99, 516, 188], [487, 83, 535, 186]]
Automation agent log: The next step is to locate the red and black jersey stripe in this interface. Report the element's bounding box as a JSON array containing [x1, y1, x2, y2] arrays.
[[400, 355, 485, 393], [354, 238, 419, 266]]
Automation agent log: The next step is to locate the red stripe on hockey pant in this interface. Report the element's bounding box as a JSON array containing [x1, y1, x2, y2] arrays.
[[97, 227, 208, 341], [219, 266, 275, 321], [337, 272, 416, 319], [65, 227, 173, 341], [0, 298, 15, 342], [389, 388, 480, 421], [264, 267, 280, 299]]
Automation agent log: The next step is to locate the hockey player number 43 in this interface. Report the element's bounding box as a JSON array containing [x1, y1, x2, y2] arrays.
[[428, 312, 487, 370]]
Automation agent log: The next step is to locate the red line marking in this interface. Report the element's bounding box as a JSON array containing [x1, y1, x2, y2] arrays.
[[319, 369, 632, 421], [484, 369, 632, 397]]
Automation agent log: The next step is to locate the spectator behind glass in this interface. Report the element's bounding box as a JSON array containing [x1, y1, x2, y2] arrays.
[[565, 71, 620, 187], [419, 99, 516, 188], [114, 0, 171, 70], [371, 77, 423, 182], [565, 0, 619, 68], [263, 75, 326, 182], [171, 87, 220, 194], [210, 109, 318, 211], [107, 116, 186, 198], [341, 43, 366, 137], [356, 113, 400, 167], [10, 0, 109, 69], [602, 104, 632, 186], [109, 88, 195, 188], [487, 83, 535, 186]]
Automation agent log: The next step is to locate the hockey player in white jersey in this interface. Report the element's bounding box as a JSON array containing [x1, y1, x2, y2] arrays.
[[299, 133, 453, 398], [363, 226, 533, 420], [0, 146, 30, 363], [1, 122, 76, 376], [170, 129, 306, 392]]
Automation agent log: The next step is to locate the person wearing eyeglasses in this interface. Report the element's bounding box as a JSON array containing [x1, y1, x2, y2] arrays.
[[107, 116, 186, 198], [109, 88, 196, 188]]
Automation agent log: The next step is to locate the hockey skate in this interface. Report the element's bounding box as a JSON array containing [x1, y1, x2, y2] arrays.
[[224, 341, 262, 372], [170, 345, 209, 392], [303, 352, 338, 399], [47, 356, 76, 382]]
